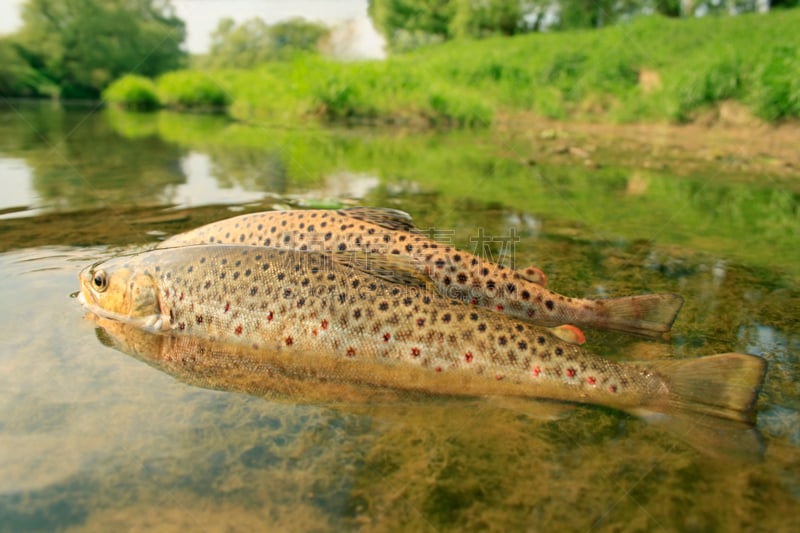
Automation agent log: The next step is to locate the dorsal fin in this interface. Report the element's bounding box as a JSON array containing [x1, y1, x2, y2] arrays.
[[516, 265, 548, 286], [330, 251, 434, 289], [339, 207, 417, 232]]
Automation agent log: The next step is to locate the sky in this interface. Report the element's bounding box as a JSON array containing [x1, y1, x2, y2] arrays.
[[0, 0, 371, 54]]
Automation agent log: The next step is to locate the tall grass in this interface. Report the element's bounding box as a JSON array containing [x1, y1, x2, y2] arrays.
[[104, 9, 800, 126]]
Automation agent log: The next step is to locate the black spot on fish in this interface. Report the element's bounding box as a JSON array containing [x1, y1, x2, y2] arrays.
[[277, 273, 285, 281], [477, 323, 487, 332], [546, 300, 555, 311]]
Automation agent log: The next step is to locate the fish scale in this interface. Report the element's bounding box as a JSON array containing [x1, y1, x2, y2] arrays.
[[79, 244, 766, 448], [158, 208, 684, 339]]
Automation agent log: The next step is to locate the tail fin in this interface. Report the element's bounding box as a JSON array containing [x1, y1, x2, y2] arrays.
[[630, 353, 767, 459], [594, 293, 684, 339]]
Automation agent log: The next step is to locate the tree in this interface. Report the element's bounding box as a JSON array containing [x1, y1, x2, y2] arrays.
[[16, 0, 186, 98], [269, 18, 329, 59], [206, 17, 273, 68], [449, 0, 527, 38], [368, 0, 456, 47], [203, 17, 328, 68]]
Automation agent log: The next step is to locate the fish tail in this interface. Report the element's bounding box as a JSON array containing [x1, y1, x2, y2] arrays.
[[590, 293, 684, 338], [630, 353, 767, 459]]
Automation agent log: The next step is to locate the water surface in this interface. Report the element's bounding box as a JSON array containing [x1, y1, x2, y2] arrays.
[[0, 102, 798, 532]]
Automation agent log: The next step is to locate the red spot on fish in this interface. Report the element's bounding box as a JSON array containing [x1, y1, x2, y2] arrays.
[[587, 376, 596, 385], [312, 328, 318, 336], [321, 319, 329, 330], [266, 311, 274, 321], [383, 332, 391, 342], [566, 367, 576, 378], [495, 374, 504, 381], [609, 385, 617, 393], [346, 347, 356, 357], [411, 347, 421, 357], [435, 366, 442, 373], [464, 352, 474, 363], [495, 304, 504, 311], [179, 292, 184, 301], [527, 309, 535, 317], [532, 366, 541, 377], [224, 302, 230, 312], [470, 298, 478, 305], [285, 336, 294, 346], [179, 322, 185, 330], [235, 325, 243, 336]]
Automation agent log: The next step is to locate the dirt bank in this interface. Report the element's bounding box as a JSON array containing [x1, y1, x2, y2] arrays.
[[498, 109, 800, 189]]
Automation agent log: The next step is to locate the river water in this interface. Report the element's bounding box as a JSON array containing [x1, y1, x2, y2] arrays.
[[0, 102, 798, 532]]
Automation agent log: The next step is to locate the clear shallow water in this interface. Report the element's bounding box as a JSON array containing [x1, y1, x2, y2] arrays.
[[0, 102, 798, 532]]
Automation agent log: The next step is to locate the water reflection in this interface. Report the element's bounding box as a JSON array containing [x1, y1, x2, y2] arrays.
[[0, 101, 798, 531]]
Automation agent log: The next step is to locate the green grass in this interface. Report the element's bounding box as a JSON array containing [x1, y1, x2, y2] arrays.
[[101, 10, 800, 126]]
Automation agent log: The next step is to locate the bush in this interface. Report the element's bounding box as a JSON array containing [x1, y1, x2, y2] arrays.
[[101, 74, 160, 110], [156, 71, 231, 111]]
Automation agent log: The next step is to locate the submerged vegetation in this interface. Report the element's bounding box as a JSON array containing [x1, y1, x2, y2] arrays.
[[98, 9, 800, 127]]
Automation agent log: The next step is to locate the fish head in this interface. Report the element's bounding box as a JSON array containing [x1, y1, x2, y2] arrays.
[[78, 256, 163, 328]]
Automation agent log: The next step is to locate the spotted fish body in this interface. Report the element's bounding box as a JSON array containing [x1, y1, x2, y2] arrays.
[[157, 208, 683, 339], [79, 245, 764, 439]]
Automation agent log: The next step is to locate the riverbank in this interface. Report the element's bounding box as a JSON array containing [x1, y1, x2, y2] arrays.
[[101, 10, 800, 128]]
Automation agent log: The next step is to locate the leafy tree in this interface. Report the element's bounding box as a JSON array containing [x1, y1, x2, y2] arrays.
[[449, 0, 527, 38], [202, 17, 327, 68], [269, 18, 329, 59], [368, 0, 456, 47], [205, 17, 273, 69], [769, 0, 800, 7], [16, 0, 186, 98]]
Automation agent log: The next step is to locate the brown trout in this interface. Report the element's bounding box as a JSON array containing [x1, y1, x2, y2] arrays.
[[157, 207, 683, 339], [78, 244, 764, 452]]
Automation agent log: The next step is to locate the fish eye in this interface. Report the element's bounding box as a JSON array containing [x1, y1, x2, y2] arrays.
[[92, 270, 108, 292]]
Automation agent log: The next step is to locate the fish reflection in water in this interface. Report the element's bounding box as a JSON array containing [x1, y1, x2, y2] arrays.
[[87, 310, 765, 461]]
